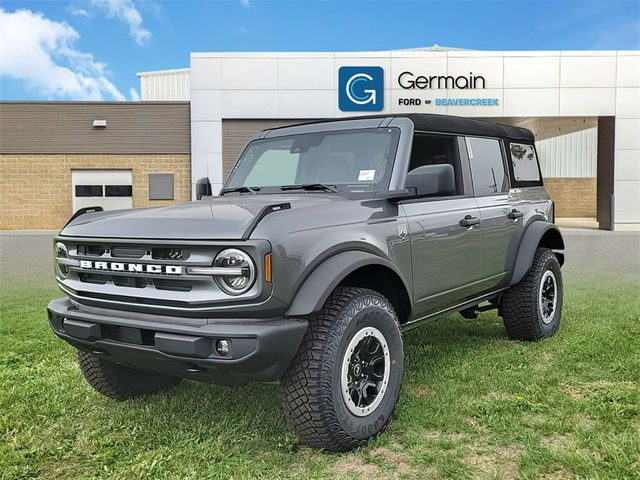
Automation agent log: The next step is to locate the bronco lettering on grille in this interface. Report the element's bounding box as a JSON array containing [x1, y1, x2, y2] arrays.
[[79, 260, 183, 275]]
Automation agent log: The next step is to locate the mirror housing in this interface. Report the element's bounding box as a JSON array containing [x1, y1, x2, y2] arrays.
[[405, 164, 455, 197], [195, 177, 212, 200]]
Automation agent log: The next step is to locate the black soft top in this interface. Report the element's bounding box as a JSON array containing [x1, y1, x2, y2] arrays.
[[405, 114, 534, 143], [274, 114, 534, 143]]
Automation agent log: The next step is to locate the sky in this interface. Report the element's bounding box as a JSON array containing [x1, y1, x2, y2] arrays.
[[0, 0, 639, 101]]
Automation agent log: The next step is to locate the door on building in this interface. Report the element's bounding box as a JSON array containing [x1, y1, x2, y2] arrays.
[[72, 169, 133, 214]]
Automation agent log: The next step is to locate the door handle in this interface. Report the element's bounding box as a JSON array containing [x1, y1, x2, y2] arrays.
[[508, 209, 524, 220], [460, 215, 480, 228]]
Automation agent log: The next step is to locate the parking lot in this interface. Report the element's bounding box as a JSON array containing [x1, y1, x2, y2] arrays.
[[2, 228, 639, 283], [1, 229, 639, 479]]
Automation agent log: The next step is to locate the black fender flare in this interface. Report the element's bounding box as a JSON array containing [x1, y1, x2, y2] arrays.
[[510, 221, 565, 285], [284, 250, 410, 317]]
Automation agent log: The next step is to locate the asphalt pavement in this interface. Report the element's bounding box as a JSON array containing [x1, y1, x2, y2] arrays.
[[1, 228, 638, 285]]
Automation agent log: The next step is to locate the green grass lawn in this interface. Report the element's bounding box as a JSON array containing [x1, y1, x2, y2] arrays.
[[1, 275, 639, 480]]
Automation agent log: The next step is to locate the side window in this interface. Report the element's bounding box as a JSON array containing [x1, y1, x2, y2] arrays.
[[465, 137, 509, 195], [509, 143, 540, 182], [408, 133, 463, 195]]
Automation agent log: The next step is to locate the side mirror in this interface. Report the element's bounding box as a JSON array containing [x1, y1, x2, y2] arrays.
[[195, 177, 212, 200], [405, 164, 455, 197]]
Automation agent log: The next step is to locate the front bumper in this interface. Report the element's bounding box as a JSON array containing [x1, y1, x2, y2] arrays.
[[47, 298, 308, 385]]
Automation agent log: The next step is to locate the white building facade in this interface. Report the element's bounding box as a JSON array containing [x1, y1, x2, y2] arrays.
[[141, 48, 640, 229]]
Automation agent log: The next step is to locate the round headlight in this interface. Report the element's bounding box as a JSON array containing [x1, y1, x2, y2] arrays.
[[54, 242, 69, 278], [213, 248, 255, 295]]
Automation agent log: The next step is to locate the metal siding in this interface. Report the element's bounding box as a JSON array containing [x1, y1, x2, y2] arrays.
[[0, 102, 190, 154], [139, 69, 190, 101], [221, 120, 305, 180], [537, 127, 597, 178]]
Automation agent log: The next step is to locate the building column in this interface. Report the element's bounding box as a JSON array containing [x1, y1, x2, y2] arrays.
[[190, 54, 224, 199]]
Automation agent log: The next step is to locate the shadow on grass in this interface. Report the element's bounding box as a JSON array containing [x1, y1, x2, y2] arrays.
[[90, 312, 507, 449]]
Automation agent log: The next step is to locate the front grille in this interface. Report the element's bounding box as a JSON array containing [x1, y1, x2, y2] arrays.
[[57, 238, 267, 313], [61, 240, 219, 308], [111, 246, 145, 258], [153, 279, 192, 292], [77, 245, 106, 256], [112, 275, 147, 288], [152, 247, 189, 260], [78, 273, 108, 285]]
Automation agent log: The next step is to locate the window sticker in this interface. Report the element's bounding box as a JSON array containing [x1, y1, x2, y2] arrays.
[[358, 169, 376, 181]]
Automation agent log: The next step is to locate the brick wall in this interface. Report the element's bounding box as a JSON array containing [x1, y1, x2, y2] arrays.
[[0, 154, 191, 230], [544, 178, 597, 218]]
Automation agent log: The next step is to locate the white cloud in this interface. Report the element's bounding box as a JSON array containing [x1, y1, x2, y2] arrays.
[[67, 6, 91, 18], [234, 25, 247, 35], [0, 8, 125, 100], [90, 0, 151, 45], [240, 0, 251, 7], [129, 87, 140, 101]]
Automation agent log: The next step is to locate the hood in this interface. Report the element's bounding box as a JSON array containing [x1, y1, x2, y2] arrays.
[[60, 194, 338, 240]]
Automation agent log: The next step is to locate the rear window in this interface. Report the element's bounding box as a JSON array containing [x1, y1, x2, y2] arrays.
[[466, 137, 509, 195], [510, 143, 540, 182]]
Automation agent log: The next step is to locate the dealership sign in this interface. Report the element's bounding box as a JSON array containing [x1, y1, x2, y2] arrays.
[[338, 66, 384, 112], [397, 71, 486, 89], [338, 66, 499, 111]]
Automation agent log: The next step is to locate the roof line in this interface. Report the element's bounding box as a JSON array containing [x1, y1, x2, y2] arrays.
[[137, 68, 190, 77], [0, 101, 190, 105]]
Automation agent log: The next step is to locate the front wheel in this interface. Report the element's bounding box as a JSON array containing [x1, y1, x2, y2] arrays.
[[77, 350, 181, 400], [280, 287, 404, 452], [501, 247, 563, 341]]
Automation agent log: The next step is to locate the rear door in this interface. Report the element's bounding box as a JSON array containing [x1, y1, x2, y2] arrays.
[[463, 137, 525, 290], [401, 134, 484, 319]]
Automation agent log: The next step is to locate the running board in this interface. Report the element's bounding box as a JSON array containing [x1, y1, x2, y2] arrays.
[[402, 290, 505, 332]]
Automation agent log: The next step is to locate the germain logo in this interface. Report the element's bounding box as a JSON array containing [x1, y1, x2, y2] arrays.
[[79, 260, 183, 275], [338, 66, 384, 112], [398, 71, 486, 90]]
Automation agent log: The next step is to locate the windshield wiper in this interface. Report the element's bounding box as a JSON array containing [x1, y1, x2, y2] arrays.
[[220, 186, 261, 195], [279, 183, 340, 193]]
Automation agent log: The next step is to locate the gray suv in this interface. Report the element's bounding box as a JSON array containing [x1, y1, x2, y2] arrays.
[[48, 114, 565, 451]]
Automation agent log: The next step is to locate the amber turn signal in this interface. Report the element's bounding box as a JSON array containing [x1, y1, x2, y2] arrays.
[[264, 253, 272, 283]]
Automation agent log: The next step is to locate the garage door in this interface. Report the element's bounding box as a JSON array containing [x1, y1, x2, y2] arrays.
[[222, 120, 309, 181], [72, 169, 133, 214]]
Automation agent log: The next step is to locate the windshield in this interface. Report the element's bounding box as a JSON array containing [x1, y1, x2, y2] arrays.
[[225, 127, 401, 193]]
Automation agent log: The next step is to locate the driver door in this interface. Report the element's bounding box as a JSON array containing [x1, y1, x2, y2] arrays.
[[400, 134, 484, 319]]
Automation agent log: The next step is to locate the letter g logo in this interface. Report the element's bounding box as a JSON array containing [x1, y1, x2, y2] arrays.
[[339, 66, 384, 112]]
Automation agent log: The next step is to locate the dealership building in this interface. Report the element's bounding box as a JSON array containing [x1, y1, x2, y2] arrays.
[[1, 46, 638, 230]]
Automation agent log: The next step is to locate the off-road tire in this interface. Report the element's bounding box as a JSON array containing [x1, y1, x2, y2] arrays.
[[280, 287, 404, 452], [502, 247, 563, 341], [77, 350, 181, 400]]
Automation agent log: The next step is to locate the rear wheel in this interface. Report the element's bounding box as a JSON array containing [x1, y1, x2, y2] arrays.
[[501, 247, 563, 341], [77, 350, 181, 400], [280, 287, 404, 452]]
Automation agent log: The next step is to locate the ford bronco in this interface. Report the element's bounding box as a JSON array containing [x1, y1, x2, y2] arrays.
[[48, 114, 564, 451]]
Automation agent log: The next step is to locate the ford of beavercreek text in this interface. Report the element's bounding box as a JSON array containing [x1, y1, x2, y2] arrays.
[[48, 114, 565, 451]]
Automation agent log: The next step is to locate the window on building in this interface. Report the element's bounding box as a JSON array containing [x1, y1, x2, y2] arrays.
[[509, 143, 540, 182], [465, 137, 509, 195], [148, 174, 174, 200], [75, 185, 103, 197], [105, 185, 133, 197]]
